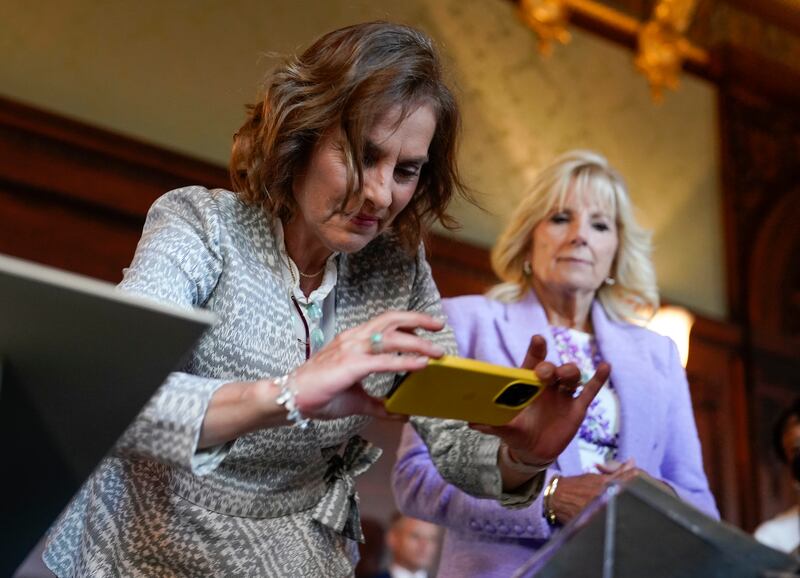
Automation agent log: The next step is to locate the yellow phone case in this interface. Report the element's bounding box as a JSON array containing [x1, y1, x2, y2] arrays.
[[385, 355, 543, 426]]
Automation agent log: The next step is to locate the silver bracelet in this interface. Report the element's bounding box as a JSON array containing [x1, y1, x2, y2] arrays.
[[499, 442, 552, 476], [273, 373, 311, 429]]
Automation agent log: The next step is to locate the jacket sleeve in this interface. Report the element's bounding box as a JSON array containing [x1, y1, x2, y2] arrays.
[[656, 338, 720, 519], [394, 423, 559, 541], [406, 258, 544, 506], [112, 187, 232, 475]]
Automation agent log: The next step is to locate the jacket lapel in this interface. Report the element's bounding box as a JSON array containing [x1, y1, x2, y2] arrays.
[[591, 302, 656, 464], [492, 292, 585, 473], [499, 294, 657, 474], [335, 251, 396, 398], [493, 291, 560, 367]]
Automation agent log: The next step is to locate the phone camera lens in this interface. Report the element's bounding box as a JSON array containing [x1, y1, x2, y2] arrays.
[[495, 382, 538, 408]]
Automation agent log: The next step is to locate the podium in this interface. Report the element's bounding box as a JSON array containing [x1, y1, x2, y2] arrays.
[[514, 475, 799, 578], [0, 254, 215, 575]]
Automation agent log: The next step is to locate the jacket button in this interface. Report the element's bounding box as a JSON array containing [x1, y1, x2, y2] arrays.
[[469, 520, 480, 531], [484, 522, 496, 534]]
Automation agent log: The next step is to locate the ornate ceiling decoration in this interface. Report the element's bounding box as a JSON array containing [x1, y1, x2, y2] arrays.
[[515, 0, 800, 101], [634, 0, 700, 101]]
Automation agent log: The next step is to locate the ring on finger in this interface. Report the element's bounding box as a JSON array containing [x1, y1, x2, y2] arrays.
[[558, 381, 584, 399], [369, 332, 384, 354]]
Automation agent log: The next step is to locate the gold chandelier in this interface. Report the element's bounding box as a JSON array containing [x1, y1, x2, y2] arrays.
[[518, 0, 572, 55], [518, 0, 702, 102]]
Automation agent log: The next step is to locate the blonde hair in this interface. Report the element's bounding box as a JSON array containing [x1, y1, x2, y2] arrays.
[[487, 150, 659, 322]]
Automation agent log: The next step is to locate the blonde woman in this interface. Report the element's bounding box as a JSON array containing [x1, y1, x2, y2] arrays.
[[392, 150, 718, 578]]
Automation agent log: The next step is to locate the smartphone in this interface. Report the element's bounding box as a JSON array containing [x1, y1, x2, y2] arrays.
[[385, 355, 543, 426]]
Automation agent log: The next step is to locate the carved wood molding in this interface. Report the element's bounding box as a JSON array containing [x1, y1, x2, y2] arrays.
[[716, 67, 800, 527], [718, 87, 800, 337], [0, 98, 230, 220], [748, 186, 800, 360]]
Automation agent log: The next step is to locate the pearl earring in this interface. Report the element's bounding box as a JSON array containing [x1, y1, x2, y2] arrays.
[[523, 260, 532, 276], [604, 277, 616, 286]]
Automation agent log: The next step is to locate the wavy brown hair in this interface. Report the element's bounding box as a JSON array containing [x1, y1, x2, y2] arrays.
[[230, 21, 469, 253]]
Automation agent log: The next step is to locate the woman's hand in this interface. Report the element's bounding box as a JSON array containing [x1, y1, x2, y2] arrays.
[[470, 335, 610, 486], [596, 459, 678, 497], [552, 459, 675, 524], [550, 460, 635, 524], [200, 311, 444, 448], [291, 311, 445, 420], [549, 472, 615, 524]]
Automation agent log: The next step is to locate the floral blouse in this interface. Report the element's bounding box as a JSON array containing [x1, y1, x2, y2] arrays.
[[551, 326, 620, 471]]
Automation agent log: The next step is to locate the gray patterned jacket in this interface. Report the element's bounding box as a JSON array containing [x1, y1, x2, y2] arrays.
[[43, 187, 537, 577]]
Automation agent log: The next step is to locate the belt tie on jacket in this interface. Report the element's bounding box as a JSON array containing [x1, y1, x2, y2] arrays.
[[311, 435, 382, 542]]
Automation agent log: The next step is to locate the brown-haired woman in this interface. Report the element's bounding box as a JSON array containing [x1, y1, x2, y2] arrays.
[[42, 22, 606, 576]]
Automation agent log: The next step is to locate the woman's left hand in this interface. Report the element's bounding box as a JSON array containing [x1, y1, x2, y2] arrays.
[[290, 311, 446, 421], [470, 335, 610, 482], [596, 459, 678, 497]]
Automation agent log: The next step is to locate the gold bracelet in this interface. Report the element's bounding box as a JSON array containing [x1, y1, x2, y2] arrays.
[[543, 474, 561, 526]]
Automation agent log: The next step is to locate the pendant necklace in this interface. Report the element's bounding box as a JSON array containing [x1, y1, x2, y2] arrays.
[[286, 257, 325, 359]]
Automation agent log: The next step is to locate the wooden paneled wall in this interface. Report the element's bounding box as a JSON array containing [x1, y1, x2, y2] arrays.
[[716, 46, 800, 529], [0, 95, 758, 528], [0, 98, 230, 282]]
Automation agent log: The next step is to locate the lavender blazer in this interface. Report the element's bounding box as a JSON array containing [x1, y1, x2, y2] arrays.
[[392, 291, 719, 578]]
